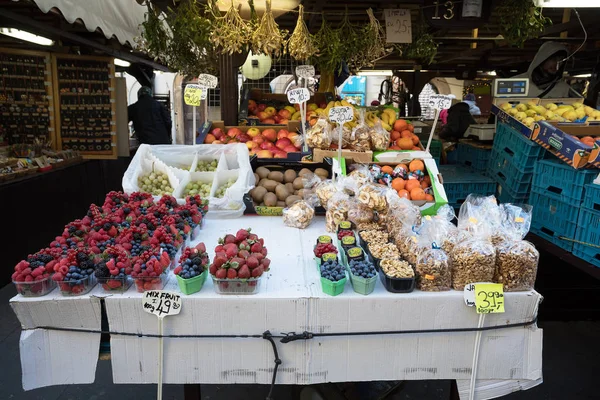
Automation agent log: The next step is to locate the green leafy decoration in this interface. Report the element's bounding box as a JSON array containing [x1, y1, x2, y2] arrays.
[[497, 0, 552, 47]]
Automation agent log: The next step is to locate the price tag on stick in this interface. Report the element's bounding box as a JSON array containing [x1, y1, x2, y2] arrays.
[[287, 88, 310, 105], [184, 84, 203, 107], [296, 65, 315, 78], [197, 74, 218, 89], [329, 106, 354, 177], [143, 291, 182, 400]]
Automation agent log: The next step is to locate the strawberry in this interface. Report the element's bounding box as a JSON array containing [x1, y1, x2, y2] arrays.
[[52, 273, 64, 281], [246, 256, 259, 269], [227, 268, 237, 279], [223, 234, 236, 244], [209, 264, 218, 275], [195, 242, 206, 253], [238, 250, 250, 259], [170, 225, 179, 236], [107, 279, 122, 289], [215, 268, 227, 279], [215, 251, 227, 260], [106, 259, 116, 270], [231, 257, 246, 267], [252, 266, 264, 278], [259, 238, 264, 246], [174, 266, 183, 275], [250, 242, 263, 253], [183, 225, 191, 234], [213, 255, 227, 269], [108, 226, 118, 237], [238, 240, 251, 251], [160, 252, 171, 268], [252, 252, 265, 261], [261, 258, 271, 270], [248, 233, 259, 242], [224, 243, 238, 259], [215, 245, 224, 253], [235, 228, 251, 243], [238, 265, 251, 279], [261, 247, 268, 256]]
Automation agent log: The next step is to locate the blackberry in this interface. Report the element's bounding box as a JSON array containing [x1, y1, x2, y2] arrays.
[[154, 211, 161, 218], [29, 261, 43, 269], [133, 233, 141, 241], [192, 257, 201, 266], [103, 223, 111, 231], [75, 230, 84, 237], [94, 262, 110, 278], [123, 207, 131, 214], [40, 254, 53, 263], [147, 223, 156, 231], [68, 226, 76, 234], [77, 252, 88, 262], [176, 222, 184, 230], [94, 226, 101, 231]]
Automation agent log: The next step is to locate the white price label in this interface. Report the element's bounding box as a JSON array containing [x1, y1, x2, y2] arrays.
[[296, 65, 315, 78], [197, 74, 218, 89], [287, 88, 310, 104], [384, 9, 412, 44], [184, 84, 203, 106], [464, 283, 476, 307], [142, 291, 182, 318], [462, 0, 483, 18], [328, 106, 354, 124], [428, 94, 453, 110]]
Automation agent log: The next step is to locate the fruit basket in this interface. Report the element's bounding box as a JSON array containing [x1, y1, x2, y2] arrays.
[[320, 276, 347, 296], [176, 270, 208, 295], [318, 258, 347, 296], [211, 275, 261, 295], [97, 276, 133, 293], [345, 258, 378, 296], [13, 276, 56, 297], [58, 274, 97, 296], [133, 273, 169, 293]]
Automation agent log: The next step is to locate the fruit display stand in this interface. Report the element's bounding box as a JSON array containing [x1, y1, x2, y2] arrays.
[[10, 215, 542, 397]]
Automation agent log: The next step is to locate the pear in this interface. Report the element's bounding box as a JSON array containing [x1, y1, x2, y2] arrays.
[[546, 103, 558, 111], [556, 108, 570, 117], [516, 103, 528, 112], [515, 111, 527, 121], [563, 110, 578, 121], [525, 109, 538, 117], [508, 108, 519, 116], [523, 117, 535, 126], [526, 100, 538, 109], [593, 111, 600, 119], [534, 105, 547, 115], [534, 115, 546, 122], [576, 108, 586, 120], [500, 103, 512, 111], [572, 102, 583, 109], [545, 110, 556, 119], [584, 106, 595, 117]]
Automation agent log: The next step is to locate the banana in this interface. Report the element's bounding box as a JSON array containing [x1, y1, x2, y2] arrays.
[[381, 121, 392, 131], [380, 113, 390, 125], [382, 108, 397, 125], [341, 100, 351, 107], [291, 111, 301, 120]]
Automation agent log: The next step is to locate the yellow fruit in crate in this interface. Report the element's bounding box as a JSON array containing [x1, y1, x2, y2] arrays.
[[534, 115, 546, 122], [545, 110, 556, 119], [307, 103, 318, 111], [563, 110, 578, 121], [284, 106, 296, 114], [584, 106, 595, 117], [381, 121, 392, 131], [291, 111, 301, 120], [576, 108, 586, 120], [508, 108, 519, 116], [514, 111, 527, 121], [525, 109, 538, 117], [523, 117, 535, 127], [500, 103, 512, 111], [534, 105, 547, 115], [593, 111, 600, 119], [546, 103, 558, 111], [526, 100, 538, 108], [516, 103, 528, 112], [556, 107, 570, 117], [572, 102, 583, 109]]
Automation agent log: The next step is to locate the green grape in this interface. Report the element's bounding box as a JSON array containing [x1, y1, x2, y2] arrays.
[[215, 179, 235, 198], [183, 180, 211, 197], [196, 159, 219, 172], [137, 172, 173, 195]]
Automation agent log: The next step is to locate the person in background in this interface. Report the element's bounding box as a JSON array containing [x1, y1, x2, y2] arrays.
[[438, 99, 477, 142], [128, 86, 172, 145], [463, 93, 481, 115]]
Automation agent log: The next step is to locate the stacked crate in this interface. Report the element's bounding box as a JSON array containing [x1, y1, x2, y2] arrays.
[[428, 139, 442, 166], [457, 141, 491, 174], [573, 184, 600, 267], [529, 159, 597, 251], [438, 165, 496, 210], [487, 122, 546, 203]]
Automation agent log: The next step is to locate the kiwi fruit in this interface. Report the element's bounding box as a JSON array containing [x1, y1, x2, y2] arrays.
[[275, 184, 290, 201], [258, 178, 269, 187], [298, 168, 312, 177], [250, 186, 267, 203], [285, 182, 295, 194], [261, 179, 278, 192], [293, 177, 304, 190], [268, 171, 284, 183], [254, 173, 260, 183], [276, 201, 286, 207], [284, 169, 297, 183], [314, 168, 329, 178], [264, 192, 277, 207], [285, 195, 301, 206], [256, 167, 270, 180]]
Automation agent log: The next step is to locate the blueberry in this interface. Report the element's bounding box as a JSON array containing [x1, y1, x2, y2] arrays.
[[190, 271, 197, 277], [66, 273, 71, 279]]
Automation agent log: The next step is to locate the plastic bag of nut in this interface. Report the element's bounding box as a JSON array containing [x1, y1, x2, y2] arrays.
[[306, 116, 333, 149], [450, 235, 496, 291], [325, 191, 351, 233], [347, 198, 375, 228], [493, 204, 539, 291], [314, 179, 337, 209], [331, 123, 353, 148]]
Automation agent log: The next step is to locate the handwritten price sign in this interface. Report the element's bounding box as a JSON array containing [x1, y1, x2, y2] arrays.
[[142, 290, 182, 318], [296, 65, 315, 78], [328, 106, 354, 124], [184, 84, 203, 106], [384, 9, 412, 43], [428, 94, 453, 110], [287, 88, 310, 104], [464, 283, 505, 314], [197, 74, 218, 89]]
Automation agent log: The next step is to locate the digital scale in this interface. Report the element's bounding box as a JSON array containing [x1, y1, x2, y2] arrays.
[[493, 78, 530, 97], [465, 124, 496, 141]]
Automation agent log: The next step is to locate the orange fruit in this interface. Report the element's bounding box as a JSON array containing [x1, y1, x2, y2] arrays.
[[381, 166, 394, 175], [405, 179, 421, 192], [397, 189, 410, 199], [391, 178, 405, 191], [400, 130, 412, 138], [422, 176, 432, 186], [425, 194, 434, 201], [421, 180, 431, 189], [205, 133, 216, 144], [410, 188, 426, 201], [412, 146, 421, 150], [391, 130, 402, 141], [409, 159, 425, 172], [394, 119, 408, 132], [411, 135, 420, 145], [407, 123, 414, 133], [396, 163, 408, 171], [389, 145, 401, 150], [397, 137, 414, 150]]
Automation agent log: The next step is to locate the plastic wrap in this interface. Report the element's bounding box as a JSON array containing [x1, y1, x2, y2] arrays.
[[282, 188, 319, 229], [325, 191, 351, 233], [306, 116, 333, 149], [369, 121, 390, 151], [347, 198, 375, 228], [494, 204, 539, 291], [314, 179, 337, 209], [349, 110, 372, 151], [332, 124, 353, 148], [357, 183, 388, 212]]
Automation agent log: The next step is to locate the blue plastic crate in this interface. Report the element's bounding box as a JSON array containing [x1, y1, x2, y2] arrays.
[[439, 165, 496, 206], [493, 122, 545, 173], [573, 207, 600, 268], [532, 159, 598, 203], [429, 139, 442, 159], [488, 149, 533, 197], [496, 182, 529, 204], [583, 183, 600, 212], [446, 148, 458, 164], [457, 143, 491, 173], [530, 189, 579, 251]]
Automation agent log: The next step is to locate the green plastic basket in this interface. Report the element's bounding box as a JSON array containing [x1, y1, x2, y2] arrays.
[[346, 268, 377, 295], [176, 269, 207, 295], [320, 276, 347, 296]]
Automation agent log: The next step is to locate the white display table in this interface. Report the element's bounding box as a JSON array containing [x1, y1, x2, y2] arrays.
[[10, 217, 543, 399]]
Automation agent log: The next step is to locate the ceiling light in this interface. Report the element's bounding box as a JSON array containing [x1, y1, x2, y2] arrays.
[[573, 73, 591, 78], [486, 71, 497, 76], [114, 58, 131, 67], [534, 0, 597, 7], [357, 70, 393, 76], [0, 28, 54, 46]]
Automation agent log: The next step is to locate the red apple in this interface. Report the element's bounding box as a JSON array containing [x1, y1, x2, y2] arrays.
[[273, 149, 287, 158], [263, 118, 275, 124], [276, 138, 292, 150], [283, 145, 299, 153], [227, 127, 242, 138], [278, 109, 291, 119], [237, 133, 251, 143], [319, 103, 327, 109], [247, 127, 261, 138], [247, 141, 259, 150], [260, 141, 275, 150], [251, 108, 260, 116], [257, 104, 266, 112], [205, 133, 216, 144], [279, 119, 289, 125], [252, 135, 265, 145], [277, 129, 289, 140], [211, 128, 224, 140], [262, 129, 277, 142], [273, 115, 282, 124], [287, 132, 301, 147], [249, 150, 257, 156], [257, 111, 269, 121], [257, 150, 273, 158], [212, 140, 223, 144]]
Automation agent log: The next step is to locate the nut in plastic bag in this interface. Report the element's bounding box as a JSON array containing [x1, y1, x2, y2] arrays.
[[451, 237, 496, 291], [325, 191, 351, 232], [349, 109, 372, 151]]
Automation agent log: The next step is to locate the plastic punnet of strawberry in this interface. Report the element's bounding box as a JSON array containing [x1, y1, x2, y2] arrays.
[[210, 229, 271, 280]]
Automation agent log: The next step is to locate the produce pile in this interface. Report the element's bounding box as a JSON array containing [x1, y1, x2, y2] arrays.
[[205, 126, 302, 159], [498, 100, 599, 129], [246, 101, 320, 125], [12, 191, 207, 296]]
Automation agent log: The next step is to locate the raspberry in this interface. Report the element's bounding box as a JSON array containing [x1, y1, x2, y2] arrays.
[[31, 267, 44, 278], [107, 280, 122, 289]]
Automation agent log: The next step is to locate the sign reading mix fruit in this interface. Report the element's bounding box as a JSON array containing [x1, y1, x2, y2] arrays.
[[142, 290, 182, 318], [184, 84, 204, 106], [197, 74, 218, 89], [296, 65, 315, 78], [287, 88, 310, 105], [328, 106, 354, 124]]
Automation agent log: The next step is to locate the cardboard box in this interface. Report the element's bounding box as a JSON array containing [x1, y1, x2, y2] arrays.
[[313, 148, 373, 163], [531, 121, 595, 169], [491, 104, 534, 138]]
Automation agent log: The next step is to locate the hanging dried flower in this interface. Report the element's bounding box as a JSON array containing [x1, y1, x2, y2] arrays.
[[314, 15, 341, 73], [252, 0, 288, 57], [287, 5, 318, 61], [208, 0, 252, 55]]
